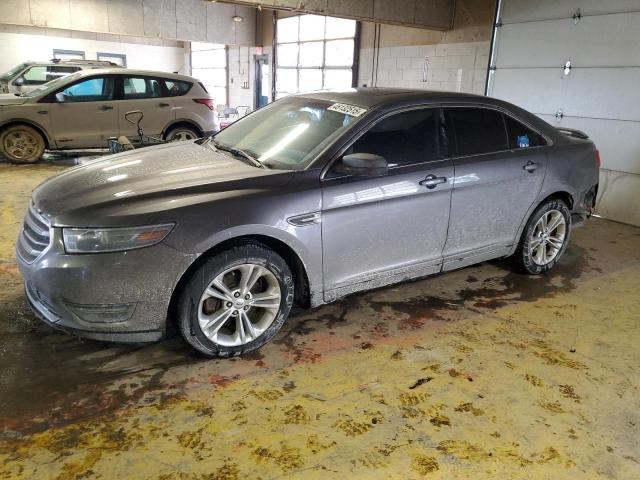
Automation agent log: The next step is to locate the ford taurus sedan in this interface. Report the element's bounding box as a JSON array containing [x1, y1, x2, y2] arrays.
[[17, 89, 599, 357]]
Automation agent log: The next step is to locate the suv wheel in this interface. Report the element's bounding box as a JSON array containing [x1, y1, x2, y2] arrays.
[[177, 243, 294, 357], [0, 125, 45, 164], [514, 198, 571, 275], [165, 125, 199, 142]]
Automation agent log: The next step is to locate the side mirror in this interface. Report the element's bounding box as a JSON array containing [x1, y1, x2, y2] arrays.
[[13, 77, 24, 86], [55, 92, 67, 103], [339, 153, 388, 177]]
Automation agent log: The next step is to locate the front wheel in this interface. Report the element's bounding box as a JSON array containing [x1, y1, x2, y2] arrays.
[[177, 243, 294, 357], [0, 125, 45, 164], [513, 198, 571, 275]]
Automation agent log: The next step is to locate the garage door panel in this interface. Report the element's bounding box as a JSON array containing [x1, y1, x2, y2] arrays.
[[490, 69, 563, 115], [562, 68, 640, 121], [539, 114, 640, 175], [496, 13, 640, 68], [501, 0, 640, 24]]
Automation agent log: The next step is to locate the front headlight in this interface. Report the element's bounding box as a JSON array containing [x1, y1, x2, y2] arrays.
[[62, 224, 174, 253]]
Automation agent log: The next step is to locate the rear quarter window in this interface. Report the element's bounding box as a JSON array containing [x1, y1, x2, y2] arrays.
[[504, 115, 547, 149], [164, 80, 192, 96]]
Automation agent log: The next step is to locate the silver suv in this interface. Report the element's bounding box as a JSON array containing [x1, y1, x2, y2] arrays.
[[0, 59, 119, 95], [17, 90, 599, 357], [0, 68, 220, 163]]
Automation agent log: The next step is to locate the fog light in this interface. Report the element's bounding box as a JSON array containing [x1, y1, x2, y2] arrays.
[[65, 302, 136, 324]]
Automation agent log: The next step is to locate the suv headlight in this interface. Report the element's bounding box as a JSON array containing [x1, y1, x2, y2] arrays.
[[62, 224, 174, 253]]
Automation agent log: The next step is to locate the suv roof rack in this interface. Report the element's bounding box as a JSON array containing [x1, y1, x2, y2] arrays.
[[49, 58, 119, 66]]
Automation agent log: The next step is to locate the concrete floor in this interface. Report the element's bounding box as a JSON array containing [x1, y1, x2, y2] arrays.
[[0, 161, 639, 479]]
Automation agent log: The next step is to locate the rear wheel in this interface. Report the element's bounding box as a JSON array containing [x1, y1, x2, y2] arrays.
[[0, 125, 45, 164], [514, 198, 571, 274], [177, 243, 294, 357], [165, 125, 200, 142]]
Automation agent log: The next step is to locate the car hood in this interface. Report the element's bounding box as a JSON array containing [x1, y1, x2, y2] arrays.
[[33, 141, 294, 226], [0, 94, 28, 106]]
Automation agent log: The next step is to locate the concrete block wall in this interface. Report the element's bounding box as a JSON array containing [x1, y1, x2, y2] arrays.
[[0, 25, 189, 75], [358, 41, 489, 94]]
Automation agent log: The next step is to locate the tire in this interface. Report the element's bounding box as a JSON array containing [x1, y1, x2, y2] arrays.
[[514, 198, 571, 275], [165, 125, 200, 142], [0, 124, 45, 164], [177, 242, 294, 357]]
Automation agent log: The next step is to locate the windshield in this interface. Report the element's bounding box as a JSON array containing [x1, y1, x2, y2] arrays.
[[210, 97, 364, 170], [1, 62, 28, 81], [21, 72, 83, 98]]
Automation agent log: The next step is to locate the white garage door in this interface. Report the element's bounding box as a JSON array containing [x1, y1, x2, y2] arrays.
[[488, 0, 640, 226]]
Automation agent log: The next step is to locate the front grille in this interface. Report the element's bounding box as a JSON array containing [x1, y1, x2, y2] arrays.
[[17, 203, 51, 263]]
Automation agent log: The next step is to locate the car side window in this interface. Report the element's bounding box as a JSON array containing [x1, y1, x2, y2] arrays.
[[341, 108, 442, 169], [47, 66, 80, 81], [504, 115, 547, 149], [21, 66, 48, 85], [123, 76, 163, 99], [164, 80, 192, 96], [60, 77, 114, 102], [448, 107, 508, 156]]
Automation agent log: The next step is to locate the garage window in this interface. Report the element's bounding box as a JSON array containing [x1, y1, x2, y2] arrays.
[[191, 42, 227, 105], [276, 14, 357, 99]]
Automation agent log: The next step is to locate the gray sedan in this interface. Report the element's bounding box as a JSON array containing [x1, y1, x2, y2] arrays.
[[17, 89, 599, 357]]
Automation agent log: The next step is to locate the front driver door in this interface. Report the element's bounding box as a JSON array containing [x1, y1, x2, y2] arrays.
[[321, 107, 454, 300], [49, 75, 118, 148]]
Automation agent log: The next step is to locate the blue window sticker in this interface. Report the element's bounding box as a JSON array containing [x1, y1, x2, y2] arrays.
[[517, 134, 530, 148]]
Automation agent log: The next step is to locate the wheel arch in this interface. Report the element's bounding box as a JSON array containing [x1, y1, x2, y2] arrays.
[[167, 234, 312, 330], [508, 190, 575, 256], [0, 119, 51, 149]]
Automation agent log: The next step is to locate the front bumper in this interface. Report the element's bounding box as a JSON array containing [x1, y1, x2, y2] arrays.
[[17, 227, 195, 343]]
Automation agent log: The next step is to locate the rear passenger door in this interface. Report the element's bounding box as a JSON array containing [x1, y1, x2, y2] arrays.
[[116, 76, 175, 139], [442, 106, 548, 270]]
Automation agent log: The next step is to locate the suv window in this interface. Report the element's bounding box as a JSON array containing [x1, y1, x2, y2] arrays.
[[123, 76, 163, 99], [504, 115, 547, 149], [19, 65, 80, 85], [344, 108, 442, 168], [60, 77, 115, 102], [448, 107, 508, 156], [164, 80, 192, 96]]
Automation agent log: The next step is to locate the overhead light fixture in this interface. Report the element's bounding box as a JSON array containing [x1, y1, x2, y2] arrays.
[[232, 15, 244, 22]]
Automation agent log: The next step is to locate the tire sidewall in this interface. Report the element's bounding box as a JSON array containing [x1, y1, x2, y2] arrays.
[[519, 199, 571, 274], [178, 244, 294, 357], [0, 125, 45, 164]]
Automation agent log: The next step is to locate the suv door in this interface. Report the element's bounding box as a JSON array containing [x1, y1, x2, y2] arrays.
[[321, 107, 454, 298], [116, 76, 174, 139], [442, 106, 548, 270], [48, 75, 118, 148]]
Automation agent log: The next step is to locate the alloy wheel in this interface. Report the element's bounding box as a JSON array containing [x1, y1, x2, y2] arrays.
[[197, 263, 281, 347], [529, 209, 567, 266], [3, 130, 40, 160], [169, 130, 197, 141]]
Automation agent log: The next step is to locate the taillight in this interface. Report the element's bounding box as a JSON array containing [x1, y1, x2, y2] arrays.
[[193, 98, 215, 111], [595, 149, 601, 168]]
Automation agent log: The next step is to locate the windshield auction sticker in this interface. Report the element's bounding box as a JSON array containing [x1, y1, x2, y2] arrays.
[[327, 103, 367, 117]]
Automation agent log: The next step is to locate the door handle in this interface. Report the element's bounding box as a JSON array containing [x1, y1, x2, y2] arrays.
[[158, 102, 170, 107], [99, 105, 114, 111], [37, 110, 48, 115], [523, 161, 538, 173], [419, 174, 447, 189]]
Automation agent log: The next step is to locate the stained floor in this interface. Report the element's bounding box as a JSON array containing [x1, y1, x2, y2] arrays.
[[0, 161, 639, 479]]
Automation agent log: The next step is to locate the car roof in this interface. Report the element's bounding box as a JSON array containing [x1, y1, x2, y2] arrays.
[[67, 68, 197, 82], [299, 88, 500, 109]]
